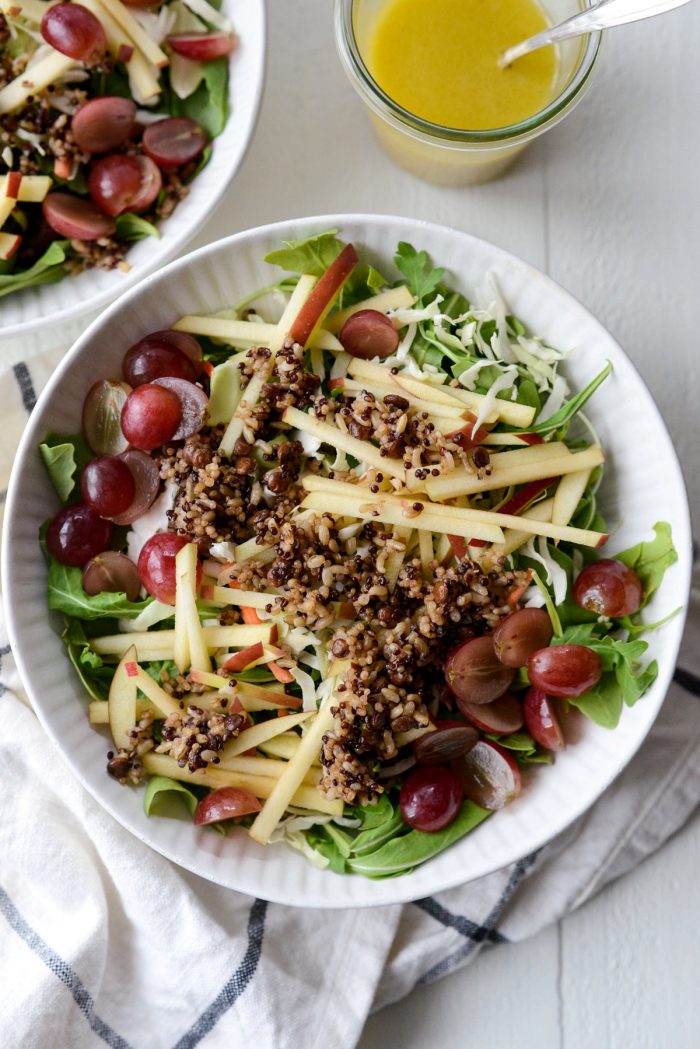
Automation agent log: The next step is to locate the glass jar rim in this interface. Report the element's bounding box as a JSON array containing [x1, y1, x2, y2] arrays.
[[334, 0, 602, 145]]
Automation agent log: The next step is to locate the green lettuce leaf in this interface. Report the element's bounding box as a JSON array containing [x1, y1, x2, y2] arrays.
[[61, 618, 115, 701], [615, 522, 678, 605], [0, 241, 69, 300], [144, 776, 198, 818], [48, 559, 151, 620], [115, 213, 160, 242], [394, 241, 444, 303], [264, 231, 386, 306], [346, 800, 490, 878], [180, 57, 229, 138], [39, 432, 92, 503]]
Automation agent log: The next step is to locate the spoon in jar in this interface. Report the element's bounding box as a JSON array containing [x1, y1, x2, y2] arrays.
[[499, 0, 694, 68]]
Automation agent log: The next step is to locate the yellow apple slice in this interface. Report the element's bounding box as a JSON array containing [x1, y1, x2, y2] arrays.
[[220, 711, 312, 758], [108, 645, 138, 750], [175, 543, 210, 673], [325, 284, 415, 333], [385, 526, 412, 590], [172, 316, 342, 352], [425, 445, 604, 500], [131, 665, 181, 717], [0, 51, 76, 115], [283, 405, 406, 481], [0, 174, 51, 202], [91, 622, 276, 658], [201, 585, 278, 610], [96, 0, 168, 68], [483, 497, 555, 560], [248, 696, 338, 844], [551, 468, 593, 526]]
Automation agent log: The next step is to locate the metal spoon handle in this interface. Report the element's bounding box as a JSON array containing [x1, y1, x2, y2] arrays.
[[499, 0, 694, 68]]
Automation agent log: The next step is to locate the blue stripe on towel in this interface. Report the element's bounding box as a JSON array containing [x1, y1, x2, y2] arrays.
[[12, 362, 37, 413], [0, 884, 133, 1049], [171, 898, 267, 1049], [414, 897, 508, 946], [416, 851, 539, 985], [674, 667, 700, 699]]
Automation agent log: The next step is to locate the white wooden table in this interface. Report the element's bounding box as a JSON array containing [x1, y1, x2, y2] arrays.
[[196, 2, 700, 1044]]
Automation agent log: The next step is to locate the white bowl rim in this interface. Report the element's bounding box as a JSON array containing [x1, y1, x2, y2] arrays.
[[2, 212, 693, 908], [0, 0, 267, 341]]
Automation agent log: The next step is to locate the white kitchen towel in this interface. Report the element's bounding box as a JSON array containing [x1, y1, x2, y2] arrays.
[[1, 353, 699, 1049]]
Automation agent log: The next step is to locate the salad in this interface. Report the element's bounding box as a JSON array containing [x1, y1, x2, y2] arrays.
[[0, 0, 236, 298], [40, 233, 678, 878]]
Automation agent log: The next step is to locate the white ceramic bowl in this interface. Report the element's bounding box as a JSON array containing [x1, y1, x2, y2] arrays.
[[0, 0, 266, 362], [2, 215, 692, 908]]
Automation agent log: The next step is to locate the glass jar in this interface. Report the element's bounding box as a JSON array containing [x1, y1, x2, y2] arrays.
[[334, 0, 601, 186]]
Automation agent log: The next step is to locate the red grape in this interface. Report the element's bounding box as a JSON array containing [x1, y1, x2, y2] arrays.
[[83, 550, 141, 601], [123, 335, 197, 386], [128, 155, 162, 211], [110, 449, 160, 526], [339, 310, 399, 359], [573, 559, 644, 618], [153, 330, 203, 367], [194, 787, 260, 826], [137, 532, 195, 604], [46, 504, 113, 567], [121, 384, 182, 451], [399, 766, 463, 832], [493, 608, 554, 668], [151, 377, 208, 439], [81, 455, 135, 518], [83, 379, 131, 455], [445, 634, 515, 707], [142, 117, 207, 170], [41, 3, 107, 60], [453, 741, 521, 811], [167, 31, 237, 61], [413, 725, 478, 766], [88, 154, 141, 217], [71, 97, 136, 153], [459, 692, 524, 736], [528, 644, 602, 698], [523, 687, 565, 751], [43, 192, 116, 240]]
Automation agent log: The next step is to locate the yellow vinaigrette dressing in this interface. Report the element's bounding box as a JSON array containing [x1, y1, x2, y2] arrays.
[[367, 0, 557, 130]]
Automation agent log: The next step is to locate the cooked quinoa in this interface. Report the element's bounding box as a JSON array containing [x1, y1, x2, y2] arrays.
[[148, 340, 529, 804]]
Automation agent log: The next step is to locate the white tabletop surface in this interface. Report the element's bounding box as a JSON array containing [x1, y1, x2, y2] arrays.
[[108, 1, 700, 1044]]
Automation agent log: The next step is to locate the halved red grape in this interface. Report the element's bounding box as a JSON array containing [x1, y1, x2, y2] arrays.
[[71, 97, 137, 153], [88, 154, 141, 217], [573, 559, 644, 618], [528, 645, 602, 698], [121, 384, 182, 451], [43, 192, 116, 240], [194, 787, 260, 826], [523, 687, 565, 751], [153, 330, 203, 367], [46, 504, 113, 567], [111, 449, 160, 525], [399, 766, 463, 832], [123, 334, 197, 386], [453, 740, 522, 811], [83, 379, 131, 455], [137, 532, 196, 604], [41, 3, 107, 60], [167, 31, 237, 61], [142, 117, 207, 170], [413, 725, 478, 766], [339, 310, 399, 359], [493, 608, 553, 668], [81, 455, 135, 518], [152, 377, 208, 439], [83, 550, 141, 600], [445, 634, 515, 707], [459, 692, 524, 735], [128, 155, 162, 211]]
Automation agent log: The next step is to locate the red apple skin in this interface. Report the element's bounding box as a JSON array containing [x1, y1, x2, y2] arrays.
[[0, 233, 22, 260], [194, 787, 261, 825], [288, 243, 359, 347], [222, 641, 264, 672], [6, 171, 23, 197], [445, 413, 489, 449]]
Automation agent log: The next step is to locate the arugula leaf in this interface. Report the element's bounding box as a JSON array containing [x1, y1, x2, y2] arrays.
[[115, 213, 160, 242], [346, 800, 490, 878], [48, 559, 152, 620], [39, 432, 92, 503], [61, 618, 114, 701], [0, 241, 69, 300], [394, 241, 444, 303], [264, 231, 386, 306], [615, 523, 678, 605], [144, 776, 198, 818], [567, 675, 624, 729], [525, 362, 612, 435]]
